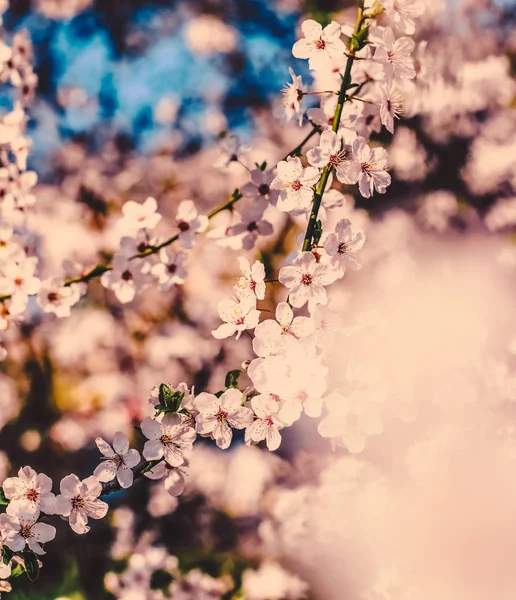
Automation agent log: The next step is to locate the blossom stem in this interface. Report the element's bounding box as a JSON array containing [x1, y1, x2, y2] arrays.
[[281, 125, 321, 162], [301, 1, 365, 252]]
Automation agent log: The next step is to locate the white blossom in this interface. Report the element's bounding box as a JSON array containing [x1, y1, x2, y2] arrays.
[[380, 0, 425, 35], [373, 27, 416, 80], [211, 294, 260, 340], [307, 130, 360, 185], [292, 20, 346, 71], [245, 395, 286, 451], [94, 432, 141, 489], [271, 157, 320, 213], [117, 197, 161, 235], [175, 200, 209, 249], [54, 474, 108, 535], [2, 466, 56, 516], [150, 248, 188, 290], [141, 415, 196, 467], [352, 137, 391, 198], [282, 67, 304, 125], [1, 511, 56, 555], [324, 218, 365, 274], [235, 257, 266, 300], [36, 278, 81, 318]]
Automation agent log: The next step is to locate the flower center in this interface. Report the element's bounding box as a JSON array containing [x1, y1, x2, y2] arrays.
[[121, 270, 132, 281], [47, 292, 59, 302], [247, 221, 258, 232], [167, 264, 177, 274], [216, 409, 228, 422], [301, 273, 313, 286], [338, 242, 347, 255], [160, 434, 174, 445], [265, 415, 274, 426], [291, 179, 302, 191], [25, 488, 40, 502], [71, 495, 85, 509], [258, 184, 270, 196], [20, 524, 33, 538], [315, 38, 326, 50], [178, 221, 190, 232]]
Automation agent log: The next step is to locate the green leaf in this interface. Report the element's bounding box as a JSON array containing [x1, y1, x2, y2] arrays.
[[2, 545, 13, 565], [0, 486, 9, 506], [313, 220, 323, 246], [214, 391, 224, 398], [23, 551, 40, 582], [157, 384, 184, 414], [225, 370, 242, 389], [254, 161, 267, 171]]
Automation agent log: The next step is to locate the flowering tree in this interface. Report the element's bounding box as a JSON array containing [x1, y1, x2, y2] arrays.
[[0, 0, 514, 597]]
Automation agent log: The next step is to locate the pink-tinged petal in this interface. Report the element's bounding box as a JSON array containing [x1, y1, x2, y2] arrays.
[[228, 406, 254, 429], [143, 196, 157, 213], [196, 413, 218, 435], [164, 470, 186, 497], [18, 466, 37, 483], [163, 444, 184, 468], [5, 534, 26, 552], [291, 316, 315, 338], [1, 477, 21, 499], [83, 476, 102, 498], [69, 508, 89, 535], [323, 21, 341, 38], [220, 388, 244, 412], [32, 522, 56, 544], [266, 427, 282, 451], [143, 439, 164, 461], [39, 493, 56, 515], [193, 392, 219, 414], [123, 448, 141, 469], [301, 19, 322, 39], [93, 461, 118, 483], [116, 465, 134, 489], [84, 498, 108, 520], [278, 265, 300, 287], [36, 473, 53, 494], [343, 423, 367, 454], [212, 323, 237, 339], [143, 462, 167, 480], [27, 540, 45, 555], [213, 421, 233, 449], [112, 432, 129, 456], [54, 495, 72, 517], [140, 417, 161, 441], [95, 437, 115, 459], [59, 474, 80, 498]]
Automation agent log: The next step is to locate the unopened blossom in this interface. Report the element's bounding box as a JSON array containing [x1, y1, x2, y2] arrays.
[[0, 257, 40, 301], [94, 432, 141, 489], [241, 169, 279, 205], [253, 301, 314, 355], [282, 67, 304, 125], [307, 130, 360, 185], [324, 219, 365, 274], [117, 197, 161, 235], [271, 157, 320, 213], [292, 20, 346, 71], [100, 254, 150, 303], [379, 83, 403, 133], [194, 388, 253, 449], [279, 251, 338, 309], [245, 395, 286, 451], [54, 475, 108, 535], [211, 294, 260, 340], [36, 277, 81, 317], [144, 460, 187, 497], [2, 466, 56, 516], [352, 137, 391, 198], [141, 414, 196, 467], [229, 200, 274, 250], [235, 257, 266, 300], [150, 248, 188, 290], [2, 511, 56, 555], [175, 199, 209, 249], [373, 27, 416, 80], [318, 391, 383, 453], [380, 0, 425, 35]]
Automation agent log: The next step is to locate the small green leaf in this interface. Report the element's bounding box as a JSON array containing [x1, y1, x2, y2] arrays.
[[225, 370, 242, 389], [23, 551, 40, 582], [214, 391, 224, 398], [158, 384, 184, 413], [2, 546, 13, 565], [254, 161, 267, 171], [351, 24, 370, 52], [0, 487, 9, 506], [313, 220, 323, 246]]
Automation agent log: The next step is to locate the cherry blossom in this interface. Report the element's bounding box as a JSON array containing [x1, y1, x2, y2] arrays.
[[36, 278, 81, 318], [150, 248, 188, 290], [213, 133, 247, 168], [253, 301, 314, 356], [141, 414, 196, 467], [271, 157, 320, 213], [194, 388, 253, 449], [100, 253, 150, 303], [307, 130, 360, 185], [378, 83, 403, 134], [245, 396, 286, 451], [211, 294, 260, 340], [93, 432, 141, 489], [380, 0, 425, 35], [2, 511, 56, 555], [373, 27, 416, 81], [229, 200, 274, 250], [282, 67, 304, 125], [175, 199, 209, 249], [318, 391, 383, 453], [117, 197, 161, 235], [2, 466, 56, 516], [241, 169, 279, 205], [144, 460, 188, 497], [0, 257, 40, 301], [352, 137, 391, 198], [292, 20, 346, 71], [235, 257, 266, 300], [54, 475, 108, 535], [278, 251, 338, 309], [324, 218, 365, 273]]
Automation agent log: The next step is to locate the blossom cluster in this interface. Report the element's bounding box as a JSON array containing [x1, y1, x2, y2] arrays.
[[0, 0, 428, 592]]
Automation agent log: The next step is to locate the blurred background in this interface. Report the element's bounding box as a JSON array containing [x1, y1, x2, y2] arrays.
[[1, 0, 516, 598]]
